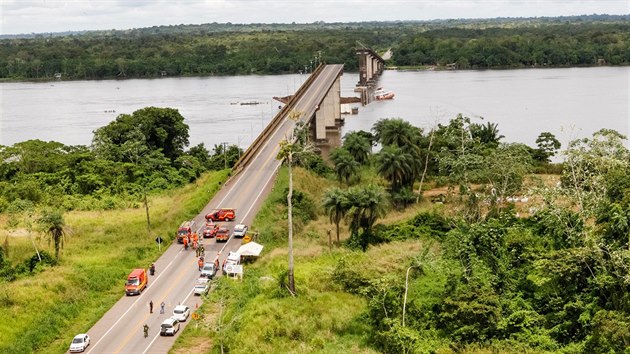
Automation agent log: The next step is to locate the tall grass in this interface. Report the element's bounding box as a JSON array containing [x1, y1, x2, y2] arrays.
[[0, 170, 229, 353], [172, 166, 446, 353]]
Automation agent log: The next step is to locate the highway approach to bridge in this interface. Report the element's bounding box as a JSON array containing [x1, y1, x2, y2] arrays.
[[81, 64, 344, 354]]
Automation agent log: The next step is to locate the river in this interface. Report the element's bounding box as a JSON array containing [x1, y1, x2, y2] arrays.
[[0, 67, 628, 151]]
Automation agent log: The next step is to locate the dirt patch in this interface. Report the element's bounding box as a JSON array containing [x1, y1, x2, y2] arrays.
[[171, 336, 213, 354]]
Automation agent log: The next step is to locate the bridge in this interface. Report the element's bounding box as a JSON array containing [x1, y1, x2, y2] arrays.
[[83, 63, 347, 354], [234, 63, 344, 172], [355, 46, 386, 104]]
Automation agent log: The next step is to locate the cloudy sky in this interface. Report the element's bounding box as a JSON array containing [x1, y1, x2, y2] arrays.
[[1, 0, 628, 35]]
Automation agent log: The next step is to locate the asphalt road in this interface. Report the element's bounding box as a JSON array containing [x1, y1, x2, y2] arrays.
[[80, 64, 344, 354]]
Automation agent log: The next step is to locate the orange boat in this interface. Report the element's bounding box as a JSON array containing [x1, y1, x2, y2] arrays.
[[375, 87, 395, 100]]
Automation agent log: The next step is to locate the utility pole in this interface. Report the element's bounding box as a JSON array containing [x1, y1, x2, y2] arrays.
[[237, 136, 243, 159], [222, 142, 228, 169]]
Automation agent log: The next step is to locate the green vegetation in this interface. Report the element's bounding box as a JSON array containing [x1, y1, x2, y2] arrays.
[[0, 107, 242, 212], [2, 107, 629, 352], [0, 106, 242, 280], [0, 170, 229, 353], [173, 117, 629, 353], [1, 15, 629, 81]]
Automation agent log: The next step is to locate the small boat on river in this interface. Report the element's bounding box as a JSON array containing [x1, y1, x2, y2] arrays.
[[374, 87, 395, 100]]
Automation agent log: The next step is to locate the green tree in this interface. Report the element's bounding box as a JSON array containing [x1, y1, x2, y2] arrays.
[[342, 131, 372, 165], [329, 148, 359, 184], [346, 184, 388, 251], [470, 121, 504, 148], [275, 110, 310, 294], [375, 145, 414, 192], [322, 187, 349, 245], [92, 106, 190, 162], [372, 118, 421, 149], [484, 143, 533, 213], [533, 131, 561, 163], [37, 209, 66, 259]]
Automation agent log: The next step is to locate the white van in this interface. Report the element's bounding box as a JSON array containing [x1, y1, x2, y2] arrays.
[[222, 251, 241, 273]]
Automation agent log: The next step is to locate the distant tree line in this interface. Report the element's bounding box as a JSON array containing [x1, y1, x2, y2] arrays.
[[0, 15, 628, 80]]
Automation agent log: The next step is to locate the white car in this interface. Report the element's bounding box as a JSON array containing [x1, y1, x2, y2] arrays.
[[193, 278, 210, 296], [200, 262, 218, 278], [160, 318, 180, 336], [69, 333, 90, 353], [172, 305, 190, 322], [232, 224, 248, 238]]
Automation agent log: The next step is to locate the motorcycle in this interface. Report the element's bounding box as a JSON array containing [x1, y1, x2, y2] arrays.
[[149, 263, 155, 276]]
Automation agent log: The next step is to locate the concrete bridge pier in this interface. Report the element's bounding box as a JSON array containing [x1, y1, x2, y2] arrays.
[[310, 75, 341, 144], [355, 48, 385, 105]]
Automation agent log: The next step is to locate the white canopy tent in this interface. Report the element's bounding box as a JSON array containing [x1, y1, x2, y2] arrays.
[[236, 242, 264, 257]]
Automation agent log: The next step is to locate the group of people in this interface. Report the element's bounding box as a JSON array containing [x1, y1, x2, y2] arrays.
[[144, 300, 166, 337], [183, 231, 202, 251], [142, 229, 211, 338]]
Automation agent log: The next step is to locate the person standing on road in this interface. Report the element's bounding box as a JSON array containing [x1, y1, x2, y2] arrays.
[[160, 301, 165, 314], [149, 300, 153, 314], [198, 257, 204, 271]]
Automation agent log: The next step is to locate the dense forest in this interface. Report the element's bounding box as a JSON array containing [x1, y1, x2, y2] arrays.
[[0, 15, 628, 80], [0, 107, 241, 213], [317, 120, 630, 352]]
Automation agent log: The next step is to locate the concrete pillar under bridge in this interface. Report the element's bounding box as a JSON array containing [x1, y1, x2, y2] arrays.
[[356, 48, 384, 86], [355, 47, 385, 105], [301, 75, 343, 160]]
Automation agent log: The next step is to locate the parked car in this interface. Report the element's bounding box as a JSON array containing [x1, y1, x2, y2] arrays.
[[232, 224, 248, 238], [206, 208, 236, 222], [202, 222, 218, 238], [200, 261, 218, 278], [172, 305, 190, 322], [160, 318, 180, 336], [215, 227, 230, 242], [193, 278, 210, 296], [69, 333, 90, 353], [176, 220, 195, 243]]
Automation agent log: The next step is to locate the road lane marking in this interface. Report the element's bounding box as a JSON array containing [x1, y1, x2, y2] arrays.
[[112, 255, 197, 353], [86, 246, 186, 353], [88, 67, 338, 353]]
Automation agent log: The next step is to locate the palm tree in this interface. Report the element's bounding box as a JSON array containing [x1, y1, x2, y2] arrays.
[[470, 121, 504, 148], [38, 209, 66, 259], [322, 188, 349, 245], [346, 185, 388, 251], [343, 132, 371, 165], [330, 148, 359, 184], [372, 118, 419, 148], [376, 145, 414, 191]]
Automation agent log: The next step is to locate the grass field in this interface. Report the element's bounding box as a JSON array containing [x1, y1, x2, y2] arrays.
[[171, 166, 449, 353], [0, 170, 229, 353]]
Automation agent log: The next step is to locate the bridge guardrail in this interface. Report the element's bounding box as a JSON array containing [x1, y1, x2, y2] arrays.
[[232, 63, 326, 174]]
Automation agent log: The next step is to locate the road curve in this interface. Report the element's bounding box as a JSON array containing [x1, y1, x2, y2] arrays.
[[81, 64, 344, 354]]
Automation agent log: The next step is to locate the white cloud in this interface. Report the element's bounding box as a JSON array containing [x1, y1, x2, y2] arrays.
[[1, 0, 628, 34]]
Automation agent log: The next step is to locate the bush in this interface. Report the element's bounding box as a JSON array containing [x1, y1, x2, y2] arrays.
[[372, 211, 453, 244], [278, 188, 317, 225], [331, 256, 370, 294]]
